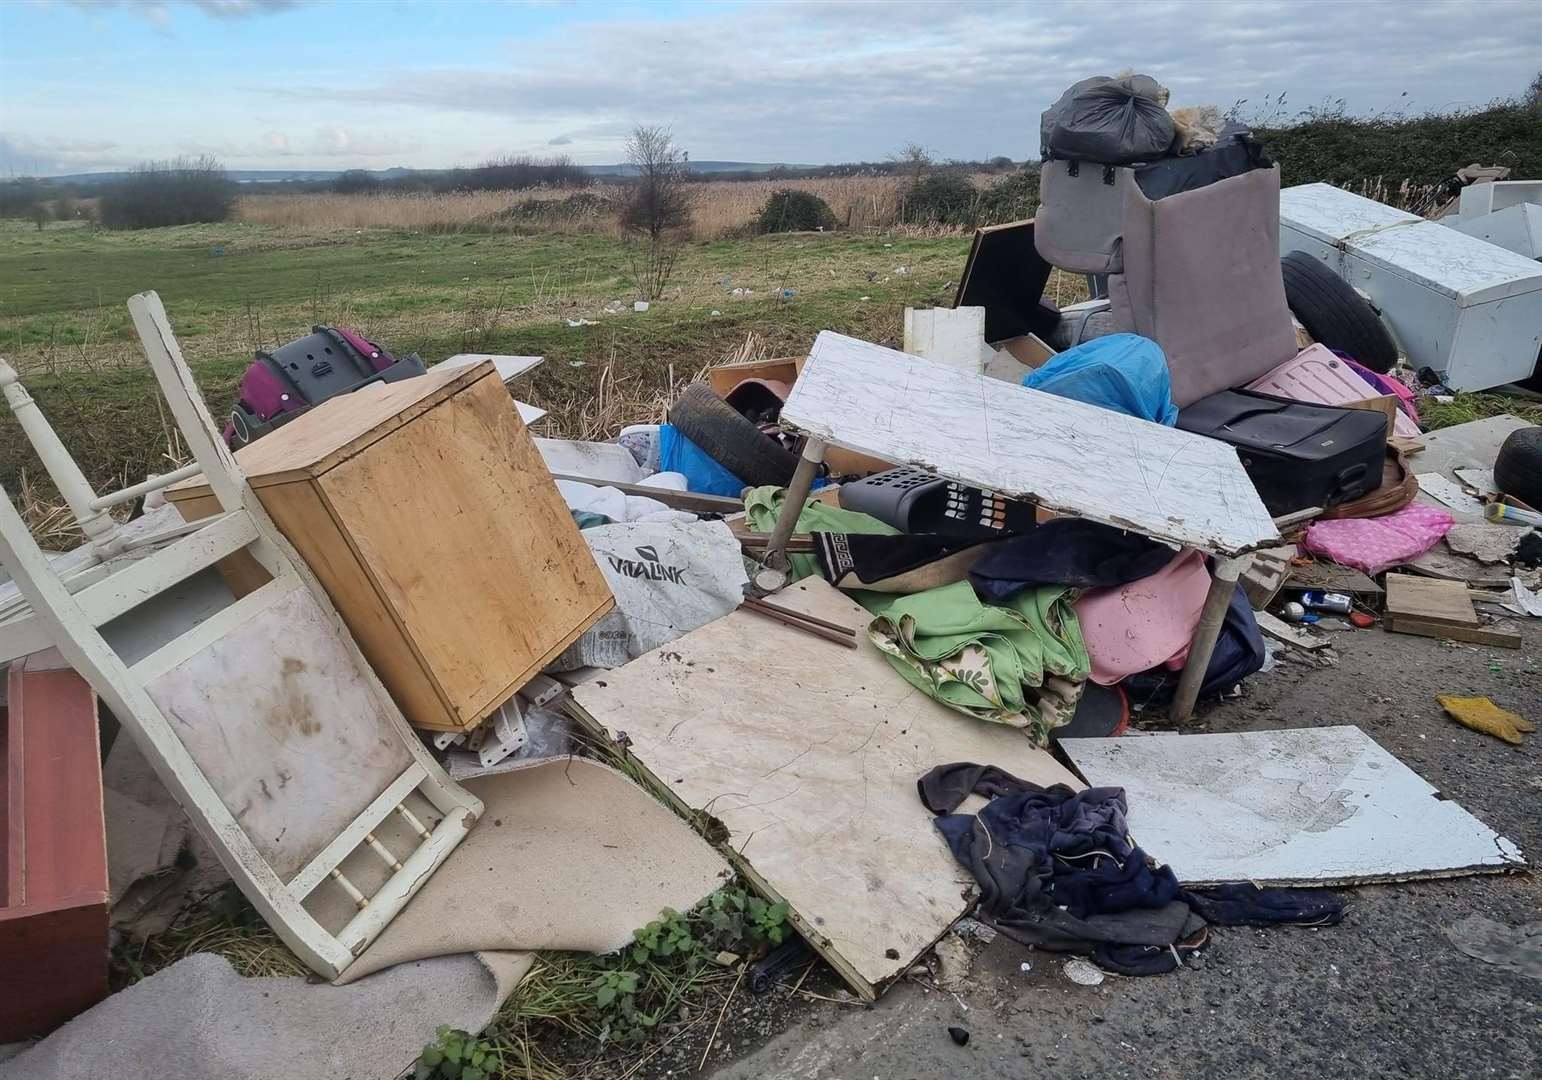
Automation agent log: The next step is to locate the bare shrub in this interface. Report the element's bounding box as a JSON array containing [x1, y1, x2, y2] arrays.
[[621, 125, 693, 300], [100, 155, 234, 229]]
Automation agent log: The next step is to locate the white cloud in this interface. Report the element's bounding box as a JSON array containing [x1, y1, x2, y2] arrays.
[[275, 0, 1542, 163]]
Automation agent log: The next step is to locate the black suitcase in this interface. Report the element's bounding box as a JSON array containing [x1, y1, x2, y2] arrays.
[[1176, 389, 1387, 516]]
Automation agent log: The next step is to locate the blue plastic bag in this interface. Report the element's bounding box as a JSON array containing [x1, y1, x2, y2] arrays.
[[657, 424, 750, 497], [1023, 333, 1179, 426]]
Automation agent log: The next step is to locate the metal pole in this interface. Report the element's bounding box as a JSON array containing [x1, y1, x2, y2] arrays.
[[1170, 554, 1252, 725], [753, 437, 826, 593]]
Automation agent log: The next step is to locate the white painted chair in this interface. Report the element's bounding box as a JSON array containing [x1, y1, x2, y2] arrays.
[[0, 291, 482, 979]]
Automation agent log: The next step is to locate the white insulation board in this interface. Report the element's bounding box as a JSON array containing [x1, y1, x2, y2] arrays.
[[1061, 726, 1524, 886]]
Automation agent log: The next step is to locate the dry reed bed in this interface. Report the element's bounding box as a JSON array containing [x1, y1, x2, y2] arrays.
[[235, 175, 952, 241]]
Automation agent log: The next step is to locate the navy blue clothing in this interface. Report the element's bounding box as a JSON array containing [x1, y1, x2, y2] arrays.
[[918, 762, 1345, 972], [969, 519, 1176, 601]]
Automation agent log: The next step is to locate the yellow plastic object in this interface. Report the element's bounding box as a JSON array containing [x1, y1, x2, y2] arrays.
[[1436, 695, 1535, 746]]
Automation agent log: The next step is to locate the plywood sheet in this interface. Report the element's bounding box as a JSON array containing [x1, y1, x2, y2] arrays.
[[568, 578, 1081, 1000], [1061, 726, 1525, 885], [1385, 572, 1479, 627], [146, 586, 413, 880], [319, 372, 612, 727], [780, 332, 1278, 555]]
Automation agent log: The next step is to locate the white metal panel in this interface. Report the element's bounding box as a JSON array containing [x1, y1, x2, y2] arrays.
[[781, 332, 1279, 556], [1279, 182, 1420, 244], [1061, 726, 1525, 885], [1445, 203, 1542, 261], [1352, 220, 1542, 304], [1458, 180, 1542, 220]]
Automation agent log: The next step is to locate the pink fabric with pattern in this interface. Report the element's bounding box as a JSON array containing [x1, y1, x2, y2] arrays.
[[1301, 503, 1455, 576]]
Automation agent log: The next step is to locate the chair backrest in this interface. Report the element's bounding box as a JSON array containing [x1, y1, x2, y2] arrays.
[[0, 292, 482, 978]]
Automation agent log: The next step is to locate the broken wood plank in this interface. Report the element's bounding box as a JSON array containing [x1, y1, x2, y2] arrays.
[[1385, 572, 1481, 628], [780, 332, 1279, 556], [1254, 609, 1329, 650], [548, 475, 744, 515], [565, 577, 1081, 1002], [1384, 572, 1522, 648], [1382, 617, 1521, 650]]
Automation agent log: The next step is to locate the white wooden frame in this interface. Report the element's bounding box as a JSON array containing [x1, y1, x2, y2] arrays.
[[0, 292, 482, 978]]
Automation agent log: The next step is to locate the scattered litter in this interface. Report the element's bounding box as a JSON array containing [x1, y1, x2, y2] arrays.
[[1064, 958, 1105, 986], [947, 1026, 970, 1046], [952, 917, 998, 944], [633, 300, 650, 312], [565, 318, 596, 327], [1502, 577, 1542, 617], [710, 309, 721, 316], [1436, 695, 1534, 746], [1019, 961, 1032, 973], [934, 934, 973, 992], [1444, 916, 1542, 979]]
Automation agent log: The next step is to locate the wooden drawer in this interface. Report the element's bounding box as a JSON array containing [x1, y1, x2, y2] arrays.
[[169, 362, 613, 732]]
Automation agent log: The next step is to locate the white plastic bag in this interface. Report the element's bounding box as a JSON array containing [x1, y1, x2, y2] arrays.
[[550, 519, 748, 669]]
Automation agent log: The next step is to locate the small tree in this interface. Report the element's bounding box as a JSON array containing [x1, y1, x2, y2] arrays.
[[1526, 70, 1542, 115], [893, 141, 932, 183], [621, 125, 692, 300], [99, 156, 234, 229], [30, 201, 50, 231]]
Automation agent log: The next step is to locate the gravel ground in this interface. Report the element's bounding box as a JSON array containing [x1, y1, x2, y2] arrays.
[[702, 615, 1540, 1080]]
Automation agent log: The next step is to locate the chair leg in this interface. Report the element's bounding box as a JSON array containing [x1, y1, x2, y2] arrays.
[[754, 438, 826, 593], [1171, 554, 1252, 725]]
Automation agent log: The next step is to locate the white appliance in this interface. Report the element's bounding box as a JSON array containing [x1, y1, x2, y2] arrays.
[[1457, 179, 1542, 220], [1445, 203, 1542, 261], [1280, 183, 1542, 390]]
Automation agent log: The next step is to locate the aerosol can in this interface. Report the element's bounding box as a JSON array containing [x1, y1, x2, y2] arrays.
[[1300, 590, 1353, 615]]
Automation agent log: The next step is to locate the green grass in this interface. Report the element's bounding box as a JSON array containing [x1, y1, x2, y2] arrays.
[[0, 218, 972, 498]]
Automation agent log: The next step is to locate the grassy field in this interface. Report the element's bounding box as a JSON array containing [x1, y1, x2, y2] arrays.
[[1, 217, 1101, 502]]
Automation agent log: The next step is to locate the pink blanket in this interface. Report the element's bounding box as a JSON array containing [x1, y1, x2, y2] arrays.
[[1074, 549, 1211, 686], [1301, 503, 1455, 575]]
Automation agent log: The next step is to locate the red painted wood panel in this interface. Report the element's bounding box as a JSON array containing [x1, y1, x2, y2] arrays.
[[0, 655, 109, 1040]]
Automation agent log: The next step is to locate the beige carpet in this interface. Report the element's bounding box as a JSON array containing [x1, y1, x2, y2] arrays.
[[329, 757, 731, 983], [0, 952, 529, 1080]]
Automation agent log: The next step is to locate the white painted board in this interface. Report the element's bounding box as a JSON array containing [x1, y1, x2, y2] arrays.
[[514, 401, 547, 425], [146, 585, 414, 880], [568, 577, 1083, 999], [437, 354, 544, 383], [902, 306, 991, 374], [534, 437, 646, 484], [1061, 726, 1525, 886], [780, 331, 1279, 556]]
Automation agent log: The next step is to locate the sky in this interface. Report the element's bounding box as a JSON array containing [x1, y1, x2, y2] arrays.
[[1, 0, 1540, 176]]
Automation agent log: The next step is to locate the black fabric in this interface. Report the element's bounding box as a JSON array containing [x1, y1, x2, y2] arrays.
[[919, 761, 1345, 974], [968, 518, 1176, 601], [812, 531, 989, 592], [1094, 926, 1209, 976], [1121, 584, 1265, 706], [1132, 133, 1271, 201], [1515, 531, 1542, 569], [1182, 883, 1345, 928]]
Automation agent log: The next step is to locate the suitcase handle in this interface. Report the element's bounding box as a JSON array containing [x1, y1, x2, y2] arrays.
[[1333, 463, 1369, 497]]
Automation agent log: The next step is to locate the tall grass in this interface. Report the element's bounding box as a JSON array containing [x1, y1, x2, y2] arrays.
[[235, 174, 948, 241]]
